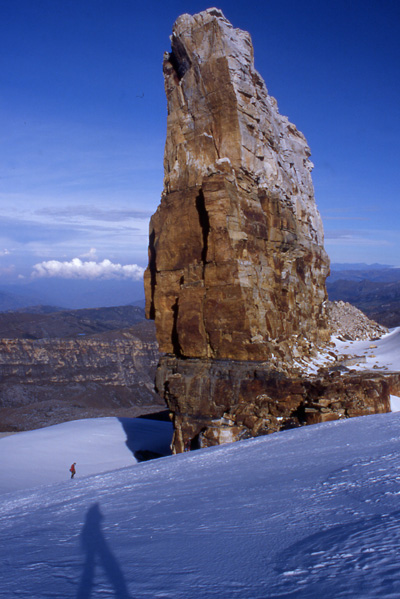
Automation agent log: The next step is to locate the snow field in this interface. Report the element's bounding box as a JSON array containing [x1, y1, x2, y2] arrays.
[[0, 417, 173, 494], [3, 413, 400, 597], [304, 326, 400, 374], [333, 326, 400, 372]]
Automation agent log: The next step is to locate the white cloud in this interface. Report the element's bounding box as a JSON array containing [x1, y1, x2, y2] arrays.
[[0, 249, 10, 256], [31, 258, 145, 280]]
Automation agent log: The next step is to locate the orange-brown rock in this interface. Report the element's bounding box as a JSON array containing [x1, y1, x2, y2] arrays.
[[144, 9, 393, 453], [145, 8, 330, 366], [156, 356, 396, 451]]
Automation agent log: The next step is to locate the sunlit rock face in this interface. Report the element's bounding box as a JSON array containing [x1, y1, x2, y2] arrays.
[[145, 8, 330, 365], [144, 8, 336, 452]]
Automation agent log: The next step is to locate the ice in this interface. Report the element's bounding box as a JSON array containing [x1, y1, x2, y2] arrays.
[[390, 395, 400, 412]]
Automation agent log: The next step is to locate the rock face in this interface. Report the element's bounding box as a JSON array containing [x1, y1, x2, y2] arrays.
[[144, 9, 391, 452], [144, 8, 330, 366], [156, 357, 395, 449], [0, 322, 163, 432]]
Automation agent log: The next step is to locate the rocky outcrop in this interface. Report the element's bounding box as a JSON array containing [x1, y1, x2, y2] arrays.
[[144, 8, 330, 367], [157, 356, 395, 449], [327, 278, 400, 328], [144, 9, 393, 452], [0, 322, 163, 431], [326, 300, 389, 341]]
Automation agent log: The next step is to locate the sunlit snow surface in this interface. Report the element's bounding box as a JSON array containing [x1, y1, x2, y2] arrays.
[[303, 326, 400, 375], [2, 414, 400, 598], [0, 417, 173, 494], [1, 329, 400, 598], [332, 326, 400, 372]]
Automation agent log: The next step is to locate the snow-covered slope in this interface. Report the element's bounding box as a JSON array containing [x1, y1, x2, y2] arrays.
[[0, 417, 173, 494], [297, 325, 400, 374], [3, 413, 400, 598], [332, 326, 400, 372]]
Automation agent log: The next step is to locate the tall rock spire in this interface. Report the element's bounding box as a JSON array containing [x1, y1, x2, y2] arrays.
[[145, 8, 330, 366], [144, 9, 336, 451]]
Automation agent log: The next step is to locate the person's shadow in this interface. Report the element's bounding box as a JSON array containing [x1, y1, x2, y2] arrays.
[[76, 503, 132, 598]]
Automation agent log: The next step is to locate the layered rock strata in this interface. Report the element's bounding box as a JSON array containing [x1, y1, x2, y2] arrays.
[[157, 357, 396, 449], [0, 323, 163, 431], [144, 8, 330, 365], [145, 9, 391, 452]]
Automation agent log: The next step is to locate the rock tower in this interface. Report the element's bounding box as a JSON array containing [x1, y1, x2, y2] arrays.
[[144, 9, 390, 452]]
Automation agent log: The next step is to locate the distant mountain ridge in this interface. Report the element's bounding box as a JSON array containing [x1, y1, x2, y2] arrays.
[[0, 278, 145, 311], [0, 305, 147, 340], [330, 262, 393, 271], [0, 290, 45, 312], [327, 264, 400, 327], [328, 265, 400, 284]]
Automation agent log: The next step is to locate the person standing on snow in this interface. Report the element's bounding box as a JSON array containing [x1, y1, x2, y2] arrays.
[[70, 462, 76, 479]]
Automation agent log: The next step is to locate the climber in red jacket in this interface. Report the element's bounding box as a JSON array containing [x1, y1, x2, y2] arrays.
[[70, 462, 76, 479]]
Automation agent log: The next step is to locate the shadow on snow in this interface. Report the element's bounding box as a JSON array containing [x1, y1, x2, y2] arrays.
[[118, 416, 173, 462], [77, 503, 132, 599]]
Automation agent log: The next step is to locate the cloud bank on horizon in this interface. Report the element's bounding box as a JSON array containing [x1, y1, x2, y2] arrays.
[[31, 258, 145, 280]]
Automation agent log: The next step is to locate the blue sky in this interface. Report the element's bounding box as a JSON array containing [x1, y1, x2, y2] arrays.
[[1, 0, 399, 292]]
